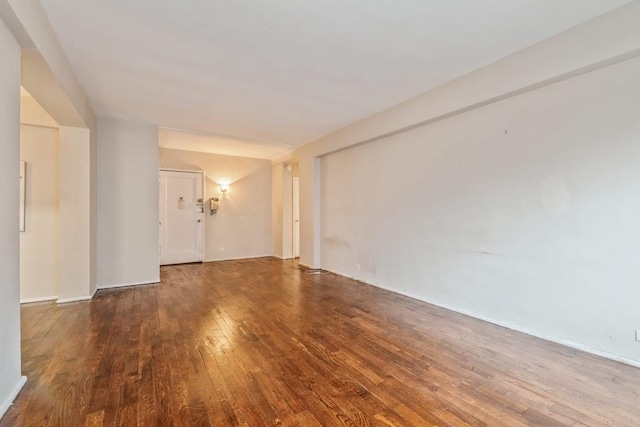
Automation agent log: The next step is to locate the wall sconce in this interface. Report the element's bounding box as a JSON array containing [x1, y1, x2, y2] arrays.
[[220, 184, 229, 193], [209, 197, 219, 215]]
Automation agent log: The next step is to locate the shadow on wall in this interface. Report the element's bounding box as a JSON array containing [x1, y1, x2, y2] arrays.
[[159, 148, 267, 184]]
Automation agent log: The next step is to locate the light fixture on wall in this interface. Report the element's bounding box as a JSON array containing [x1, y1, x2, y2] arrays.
[[209, 197, 219, 214], [220, 184, 229, 193]]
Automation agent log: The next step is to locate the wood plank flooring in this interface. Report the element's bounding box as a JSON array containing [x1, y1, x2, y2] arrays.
[[3, 257, 639, 426]]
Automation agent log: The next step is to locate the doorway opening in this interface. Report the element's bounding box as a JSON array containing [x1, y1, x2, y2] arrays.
[[19, 87, 60, 303]]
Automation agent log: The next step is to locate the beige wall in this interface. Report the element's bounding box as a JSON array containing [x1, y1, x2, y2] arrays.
[[19, 124, 59, 302], [19, 94, 96, 304], [159, 148, 272, 261], [20, 94, 57, 127]]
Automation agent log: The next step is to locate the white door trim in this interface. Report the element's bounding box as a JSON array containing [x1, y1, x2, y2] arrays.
[[159, 167, 203, 174], [292, 176, 300, 258]]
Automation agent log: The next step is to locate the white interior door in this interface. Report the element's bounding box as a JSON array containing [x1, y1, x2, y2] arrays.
[[159, 170, 204, 265], [293, 176, 300, 258]]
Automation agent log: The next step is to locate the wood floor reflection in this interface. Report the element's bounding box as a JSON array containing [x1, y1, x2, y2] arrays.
[[3, 257, 639, 426]]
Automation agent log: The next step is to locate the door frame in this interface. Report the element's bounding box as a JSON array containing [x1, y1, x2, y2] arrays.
[[292, 176, 300, 258], [159, 168, 205, 265]]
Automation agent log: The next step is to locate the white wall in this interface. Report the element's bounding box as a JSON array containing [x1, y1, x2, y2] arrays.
[[0, 1, 96, 416], [89, 111, 98, 296], [7, 0, 95, 128], [58, 126, 92, 301], [0, 14, 24, 418], [289, 3, 640, 365], [321, 55, 640, 363], [294, 1, 640, 269], [272, 163, 296, 259], [3, 0, 99, 300], [159, 148, 272, 261], [281, 166, 294, 259], [272, 164, 283, 257], [98, 117, 159, 287], [19, 124, 59, 302]]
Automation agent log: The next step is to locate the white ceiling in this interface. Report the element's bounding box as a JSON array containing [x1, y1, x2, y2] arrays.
[[40, 0, 630, 159]]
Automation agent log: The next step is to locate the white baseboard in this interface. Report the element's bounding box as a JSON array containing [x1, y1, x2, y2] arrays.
[[271, 255, 296, 260], [0, 376, 26, 420], [204, 254, 273, 263], [56, 295, 93, 304], [407, 291, 640, 369], [327, 270, 640, 369], [298, 263, 322, 270], [97, 279, 160, 290], [20, 296, 58, 304]]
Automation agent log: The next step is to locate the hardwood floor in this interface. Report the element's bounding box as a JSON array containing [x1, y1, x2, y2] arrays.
[[3, 258, 639, 426]]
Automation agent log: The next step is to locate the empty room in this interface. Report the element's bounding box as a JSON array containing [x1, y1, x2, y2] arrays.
[[1, 1, 640, 426]]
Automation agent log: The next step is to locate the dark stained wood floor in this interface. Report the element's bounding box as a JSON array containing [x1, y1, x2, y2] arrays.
[[3, 258, 640, 426]]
